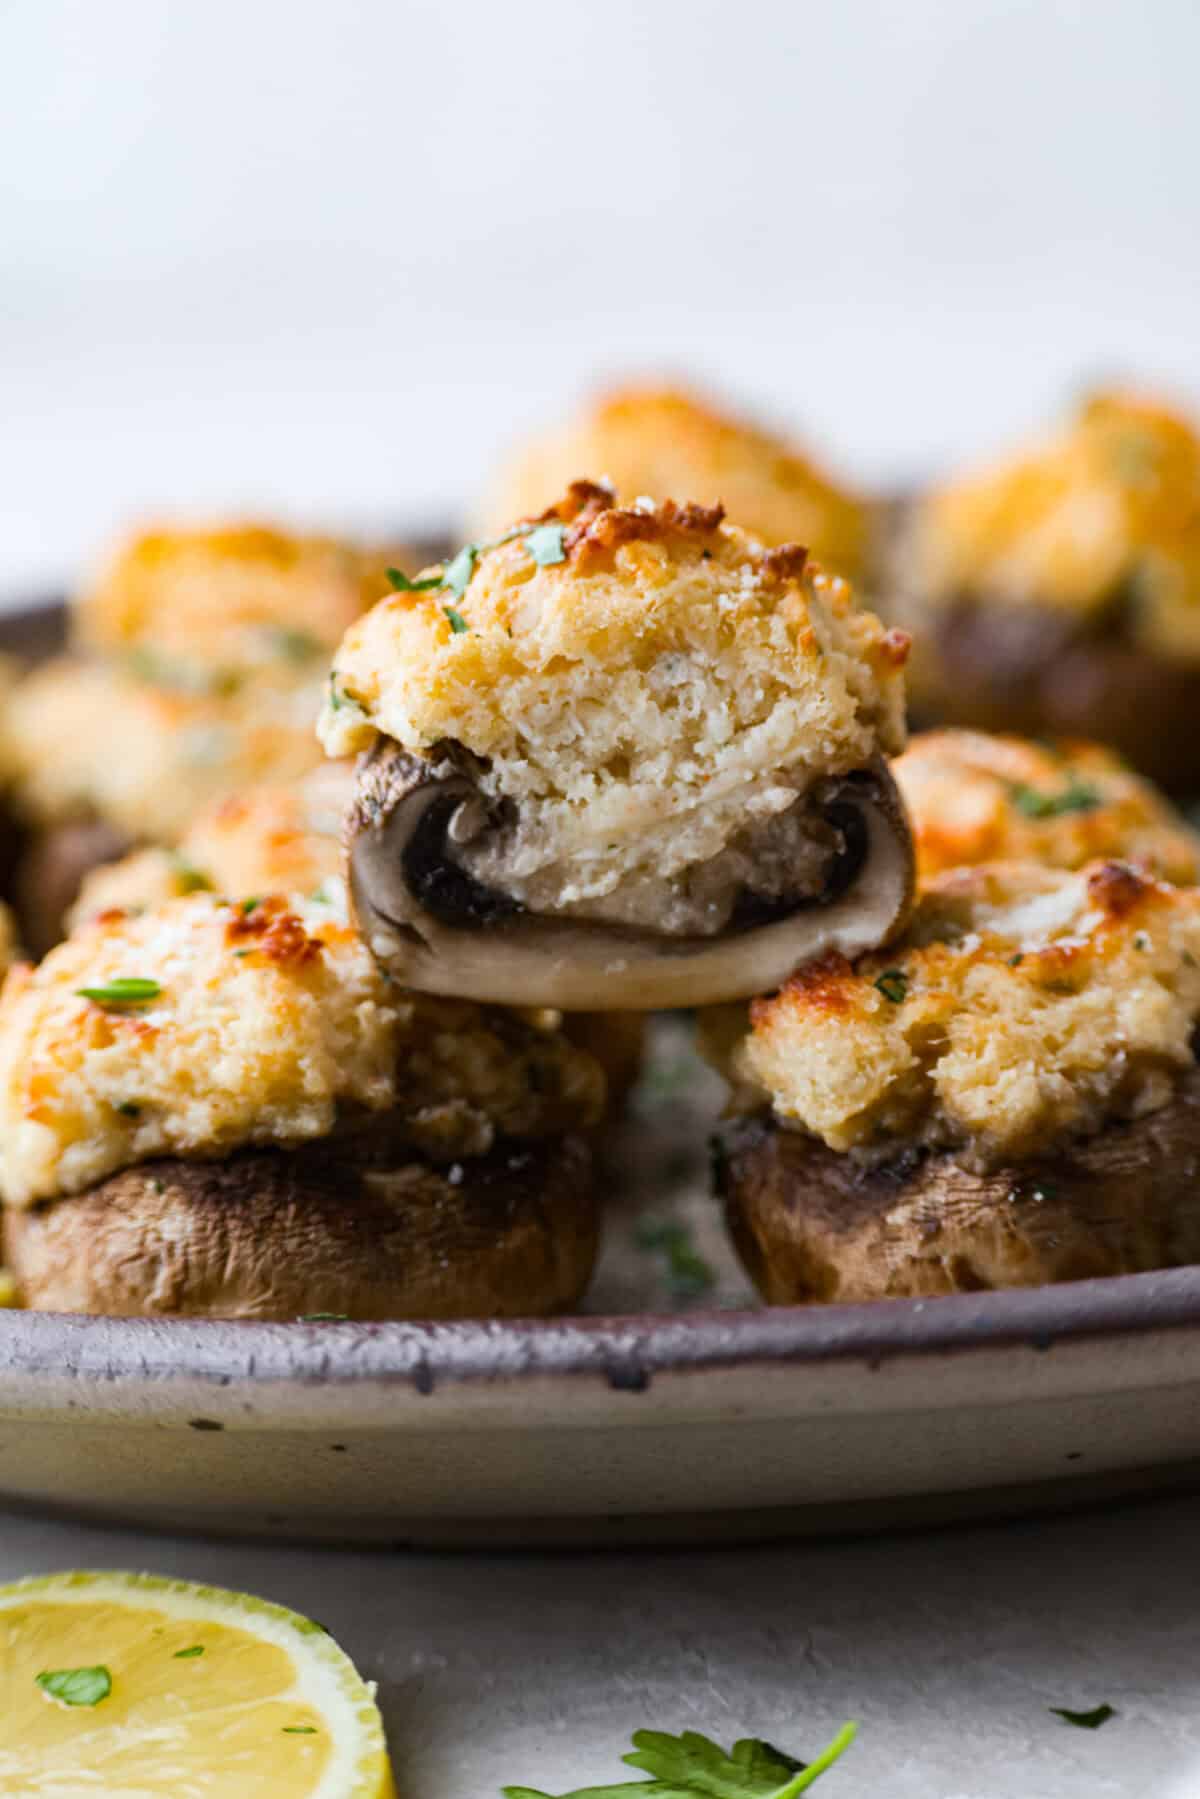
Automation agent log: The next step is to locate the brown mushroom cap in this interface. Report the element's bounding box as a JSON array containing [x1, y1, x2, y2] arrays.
[[906, 597, 1200, 794], [718, 1074, 1200, 1303], [14, 817, 134, 959], [347, 747, 916, 1011], [4, 1128, 598, 1321]]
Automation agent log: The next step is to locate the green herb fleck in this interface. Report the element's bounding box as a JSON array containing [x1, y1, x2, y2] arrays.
[[441, 544, 478, 599], [386, 566, 442, 593], [634, 1218, 716, 1301], [115, 1100, 142, 1118], [524, 523, 567, 568], [1134, 932, 1150, 951], [443, 605, 470, 635], [1007, 953, 1024, 967], [1008, 778, 1102, 820], [36, 1665, 112, 1708], [327, 675, 367, 717], [77, 978, 162, 1008], [173, 1644, 205, 1659], [873, 969, 908, 1004], [241, 897, 261, 914], [169, 853, 213, 894], [501, 1719, 857, 1799], [298, 1312, 350, 1322], [266, 626, 321, 663], [1050, 1703, 1116, 1730], [283, 1725, 319, 1734]]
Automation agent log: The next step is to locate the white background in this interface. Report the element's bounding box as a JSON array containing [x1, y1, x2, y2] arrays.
[[2, 0, 1198, 591]]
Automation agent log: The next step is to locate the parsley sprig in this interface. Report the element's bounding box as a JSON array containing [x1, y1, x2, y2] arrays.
[[386, 522, 569, 634], [502, 1721, 857, 1799]]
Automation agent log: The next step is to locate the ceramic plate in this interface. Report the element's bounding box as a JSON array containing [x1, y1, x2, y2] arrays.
[[2, 602, 1200, 1545]]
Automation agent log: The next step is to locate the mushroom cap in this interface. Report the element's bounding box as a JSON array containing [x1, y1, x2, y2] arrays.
[[469, 382, 868, 578], [719, 1083, 1200, 1302], [348, 744, 915, 1009], [4, 1128, 598, 1320], [894, 729, 1200, 885]]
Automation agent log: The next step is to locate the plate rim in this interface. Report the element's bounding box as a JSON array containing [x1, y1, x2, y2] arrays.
[[3, 1263, 1200, 1394]]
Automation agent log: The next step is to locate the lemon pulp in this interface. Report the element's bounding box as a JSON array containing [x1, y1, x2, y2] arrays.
[[0, 1571, 395, 1797]]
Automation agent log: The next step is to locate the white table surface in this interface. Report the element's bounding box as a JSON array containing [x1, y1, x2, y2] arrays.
[[2, 1492, 1197, 1797]]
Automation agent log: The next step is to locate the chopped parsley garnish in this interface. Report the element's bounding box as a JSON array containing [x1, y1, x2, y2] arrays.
[[1008, 778, 1102, 820], [1050, 1703, 1116, 1730], [502, 1720, 858, 1798], [873, 969, 908, 1004], [241, 897, 261, 914], [169, 853, 213, 895], [386, 566, 442, 593], [443, 605, 470, 635], [283, 1725, 319, 1734], [634, 1218, 716, 1300], [115, 1100, 142, 1118], [523, 522, 567, 567], [173, 1644, 204, 1659], [298, 1312, 350, 1322], [441, 544, 479, 599], [36, 1665, 112, 1708], [327, 674, 367, 716], [77, 978, 162, 1007]]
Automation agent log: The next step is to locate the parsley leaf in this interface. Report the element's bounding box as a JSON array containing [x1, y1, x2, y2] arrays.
[[298, 1312, 350, 1322], [441, 545, 479, 599], [36, 1665, 112, 1707], [77, 978, 162, 1007], [327, 674, 367, 716], [1050, 1703, 1116, 1730], [524, 523, 568, 567], [501, 1721, 857, 1799], [873, 969, 908, 1004], [283, 1724, 319, 1734], [1008, 779, 1102, 820], [444, 605, 470, 635], [169, 853, 213, 895], [386, 566, 443, 593], [173, 1644, 204, 1659]]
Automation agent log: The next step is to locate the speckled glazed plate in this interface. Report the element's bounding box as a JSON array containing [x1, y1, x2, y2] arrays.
[[3, 603, 1200, 1545]]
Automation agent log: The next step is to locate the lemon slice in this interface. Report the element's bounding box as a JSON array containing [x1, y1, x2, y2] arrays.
[[0, 1569, 396, 1796]]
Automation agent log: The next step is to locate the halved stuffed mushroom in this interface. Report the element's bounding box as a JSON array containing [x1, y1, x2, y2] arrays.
[[708, 859, 1200, 1301], [889, 390, 1200, 790], [320, 483, 915, 1011], [0, 891, 603, 1318]]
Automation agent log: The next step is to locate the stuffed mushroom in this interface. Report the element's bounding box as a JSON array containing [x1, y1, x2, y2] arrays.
[[890, 389, 1200, 790], [320, 483, 916, 1011], [0, 891, 603, 1318], [6, 522, 410, 954], [708, 859, 1200, 1302], [894, 730, 1200, 887], [472, 383, 869, 582]]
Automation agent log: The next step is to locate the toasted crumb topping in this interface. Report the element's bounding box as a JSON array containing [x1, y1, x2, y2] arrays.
[[0, 893, 603, 1206], [74, 522, 404, 680], [70, 763, 354, 928], [724, 859, 1200, 1166], [471, 383, 868, 577], [895, 730, 1200, 886], [320, 487, 906, 914], [8, 658, 328, 841], [908, 389, 1200, 660]]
